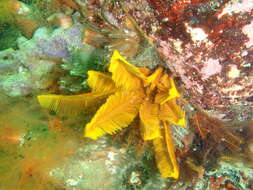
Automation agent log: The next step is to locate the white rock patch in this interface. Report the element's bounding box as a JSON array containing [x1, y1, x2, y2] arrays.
[[218, 0, 253, 18], [242, 20, 253, 48], [228, 65, 240, 78], [201, 59, 222, 79], [185, 24, 208, 42]]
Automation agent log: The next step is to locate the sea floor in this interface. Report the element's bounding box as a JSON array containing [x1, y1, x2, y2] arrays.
[[1, 0, 253, 189], [0, 94, 121, 190]]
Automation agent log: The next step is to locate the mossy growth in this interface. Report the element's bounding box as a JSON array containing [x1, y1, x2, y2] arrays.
[[0, 0, 18, 45], [0, 0, 16, 25], [59, 46, 108, 93], [0, 24, 21, 50], [114, 146, 172, 190]]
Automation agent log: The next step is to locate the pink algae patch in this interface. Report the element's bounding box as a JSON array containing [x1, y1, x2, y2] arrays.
[[242, 20, 253, 48], [219, 0, 253, 18], [200, 59, 222, 80]]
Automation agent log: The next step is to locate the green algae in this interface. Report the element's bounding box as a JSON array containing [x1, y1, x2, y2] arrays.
[[59, 46, 108, 93], [114, 146, 171, 190], [0, 0, 15, 24], [0, 95, 80, 189], [0, 0, 252, 189], [0, 24, 21, 50], [0, 94, 174, 190]]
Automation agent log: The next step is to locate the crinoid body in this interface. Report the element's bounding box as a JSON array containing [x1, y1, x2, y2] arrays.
[[38, 50, 186, 179]]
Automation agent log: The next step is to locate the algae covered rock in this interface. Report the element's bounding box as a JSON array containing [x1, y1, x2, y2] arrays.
[[0, 22, 107, 96], [84, 0, 253, 125], [34, 25, 83, 59], [0, 24, 21, 50], [49, 139, 118, 190], [0, 39, 56, 97]]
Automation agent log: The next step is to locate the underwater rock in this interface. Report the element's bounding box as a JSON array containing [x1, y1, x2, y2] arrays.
[[168, 158, 253, 189], [0, 24, 85, 97], [84, 0, 253, 124], [49, 139, 120, 190], [0, 47, 55, 97], [150, 0, 253, 125], [34, 25, 83, 59], [196, 159, 253, 189]]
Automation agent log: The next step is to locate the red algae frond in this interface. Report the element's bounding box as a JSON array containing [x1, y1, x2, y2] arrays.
[[192, 111, 243, 151]]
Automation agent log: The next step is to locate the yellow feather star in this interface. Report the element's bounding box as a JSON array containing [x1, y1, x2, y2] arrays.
[[85, 90, 143, 140], [139, 100, 161, 140], [109, 50, 147, 90], [37, 50, 186, 179], [87, 70, 116, 93]]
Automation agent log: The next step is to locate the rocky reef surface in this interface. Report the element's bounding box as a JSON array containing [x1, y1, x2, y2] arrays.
[[84, 0, 253, 125], [0, 24, 83, 96], [0, 0, 253, 190]]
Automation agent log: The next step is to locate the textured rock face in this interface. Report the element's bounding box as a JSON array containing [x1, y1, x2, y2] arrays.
[[0, 47, 55, 97], [0, 25, 84, 97], [84, 0, 253, 124], [147, 0, 253, 124]]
